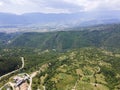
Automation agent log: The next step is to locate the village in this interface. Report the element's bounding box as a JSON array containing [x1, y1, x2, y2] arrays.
[[0, 73, 30, 90]]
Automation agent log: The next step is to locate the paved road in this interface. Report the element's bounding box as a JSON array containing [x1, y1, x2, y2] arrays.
[[0, 57, 24, 81]]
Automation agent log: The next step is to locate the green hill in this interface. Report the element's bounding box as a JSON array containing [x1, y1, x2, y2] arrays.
[[0, 24, 120, 89], [32, 48, 120, 90], [10, 24, 120, 52]]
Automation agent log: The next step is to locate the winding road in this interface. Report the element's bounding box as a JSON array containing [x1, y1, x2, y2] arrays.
[[0, 57, 24, 81]]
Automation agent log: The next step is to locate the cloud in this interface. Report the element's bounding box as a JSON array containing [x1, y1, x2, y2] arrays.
[[0, 1, 3, 6], [0, 0, 72, 14], [0, 0, 120, 14], [62, 0, 120, 11]]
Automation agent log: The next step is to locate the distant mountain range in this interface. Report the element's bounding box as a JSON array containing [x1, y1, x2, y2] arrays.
[[0, 11, 120, 27]]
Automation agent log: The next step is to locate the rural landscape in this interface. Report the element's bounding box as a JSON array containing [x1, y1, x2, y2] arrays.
[[0, 0, 120, 90], [0, 24, 120, 90]]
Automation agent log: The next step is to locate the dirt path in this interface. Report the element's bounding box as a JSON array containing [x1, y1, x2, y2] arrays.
[[28, 71, 39, 90], [72, 80, 79, 90]]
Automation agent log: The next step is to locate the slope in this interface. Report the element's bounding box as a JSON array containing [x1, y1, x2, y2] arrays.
[[32, 48, 120, 90], [10, 24, 120, 52]]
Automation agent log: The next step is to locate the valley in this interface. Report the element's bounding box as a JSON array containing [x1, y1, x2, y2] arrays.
[[1, 0, 120, 90], [0, 24, 120, 90]]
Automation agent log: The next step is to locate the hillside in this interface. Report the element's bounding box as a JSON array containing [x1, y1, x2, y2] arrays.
[[32, 48, 120, 90], [0, 57, 21, 76], [0, 32, 21, 48], [9, 24, 120, 52], [1, 47, 120, 90], [0, 24, 120, 89]]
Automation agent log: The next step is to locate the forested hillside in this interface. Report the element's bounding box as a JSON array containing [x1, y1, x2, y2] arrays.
[[10, 24, 120, 52], [0, 57, 21, 76]]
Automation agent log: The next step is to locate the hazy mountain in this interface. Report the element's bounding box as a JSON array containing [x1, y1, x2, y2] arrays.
[[0, 11, 120, 27]]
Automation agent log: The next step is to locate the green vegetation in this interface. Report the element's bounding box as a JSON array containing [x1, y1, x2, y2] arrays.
[[0, 24, 120, 89], [0, 57, 21, 76], [7, 24, 120, 52], [31, 48, 120, 90]]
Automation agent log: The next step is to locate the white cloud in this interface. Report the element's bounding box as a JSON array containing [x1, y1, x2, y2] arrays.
[[9, 0, 26, 5], [104, 0, 120, 10], [0, 0, 120, 14], [62, 0, 99, 11], [0, 1, 3, 6], [0, 0, 71, 14], [63, 0, 120, 11]]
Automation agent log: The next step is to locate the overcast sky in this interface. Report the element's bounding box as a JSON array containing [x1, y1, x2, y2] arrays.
[[0, 0, 120, 14]]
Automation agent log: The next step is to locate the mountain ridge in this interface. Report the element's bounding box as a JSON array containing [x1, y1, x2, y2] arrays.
[[6, 24, 120, 52], [0, 11, 120, 26]]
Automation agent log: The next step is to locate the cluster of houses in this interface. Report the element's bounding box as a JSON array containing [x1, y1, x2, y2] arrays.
[[13, 73, 30, 88]]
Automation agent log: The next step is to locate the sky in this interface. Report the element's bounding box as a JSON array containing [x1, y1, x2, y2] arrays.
[[0, 0, 120, 14]]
